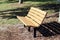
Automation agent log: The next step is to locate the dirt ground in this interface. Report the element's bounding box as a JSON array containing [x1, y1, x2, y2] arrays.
[[0, 13, 60, 40]]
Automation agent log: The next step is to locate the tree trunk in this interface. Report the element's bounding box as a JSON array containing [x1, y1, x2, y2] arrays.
[[58, 9, 60, 23], [57, 0, 60, 22], [19, 0, 23, 4]]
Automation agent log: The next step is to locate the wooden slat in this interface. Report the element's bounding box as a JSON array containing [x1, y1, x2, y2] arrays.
[[30, 7, 46, 15], [28, 10, 44, 18], [28, 12, 44, 21], [27, 14, 42, 24], [25, 16, 39, 27], [27, 7, 47, 24], [17, 16, 39, 27]]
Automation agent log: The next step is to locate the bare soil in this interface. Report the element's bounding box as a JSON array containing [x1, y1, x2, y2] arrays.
[[0, 13, 60, 40]]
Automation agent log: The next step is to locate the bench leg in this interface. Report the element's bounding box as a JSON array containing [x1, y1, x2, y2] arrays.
[[24, 25, 31, 32], [24, 25, 26, 27], [28, 27, 31, 32], [33, 27, 37, 38]]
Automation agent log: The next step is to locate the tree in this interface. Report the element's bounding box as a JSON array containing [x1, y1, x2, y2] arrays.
[[19, 0, 23, 4], [57, 0, 60, 22]]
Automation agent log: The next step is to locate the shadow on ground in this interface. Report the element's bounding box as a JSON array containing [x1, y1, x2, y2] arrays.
[[37, 4, 60, 12], [0, 3, 60, 19], [36, 21, 60, 37], [0, 7, 30, 19]]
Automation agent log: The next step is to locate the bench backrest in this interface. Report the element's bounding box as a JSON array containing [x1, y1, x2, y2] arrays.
[[27, 7, 47, 26]]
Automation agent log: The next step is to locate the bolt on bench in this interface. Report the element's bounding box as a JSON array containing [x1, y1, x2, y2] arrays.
[[17, 7, 47, 38]]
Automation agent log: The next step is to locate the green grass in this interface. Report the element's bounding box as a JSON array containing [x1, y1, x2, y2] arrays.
[[0, 2, 22, 25], [0, 19, 21, 25], [23, 1, 57, 6], [0, 3, 19, 11]]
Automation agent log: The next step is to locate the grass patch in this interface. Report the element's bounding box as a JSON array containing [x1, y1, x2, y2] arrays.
[[0, 3, 20, 11], [0, 19, 21, 25], [0, 2, 22, 25]]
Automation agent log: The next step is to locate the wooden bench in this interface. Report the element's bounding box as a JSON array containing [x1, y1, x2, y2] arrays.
[[17, 7, 47, 38]]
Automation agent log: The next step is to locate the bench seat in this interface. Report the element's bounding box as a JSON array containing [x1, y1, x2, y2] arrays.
[[17, 16, 39, 27]]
